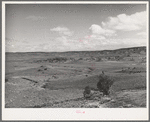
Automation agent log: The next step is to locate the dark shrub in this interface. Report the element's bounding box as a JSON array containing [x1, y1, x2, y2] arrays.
[[97, 73, 114, 95], [38, 69, 42, 71], [96, 57, 101, 62], [5, 78, 8, 82]]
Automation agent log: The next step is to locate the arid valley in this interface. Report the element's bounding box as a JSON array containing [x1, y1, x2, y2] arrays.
[[5, 46, 147, 108]]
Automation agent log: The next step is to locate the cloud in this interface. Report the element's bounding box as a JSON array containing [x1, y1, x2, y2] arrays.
[[49, 26, 74, 51], [26, 15, 46, 21], [85, 34, 106, 40], [137, 31, 147, 37], [88, 24, 115, 41], [50, 26, 74, 50], [55, 36, 70, 46], [102, 11, 147, 31], [50, 26, 73, 36], [89, 24, 115, 36], [108, 38, 146, 47], [5, 39, 32, 52], [50, 27, 68, 32]]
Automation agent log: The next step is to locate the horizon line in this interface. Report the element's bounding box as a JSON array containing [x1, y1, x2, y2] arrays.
[[5, 46, 146, 53]]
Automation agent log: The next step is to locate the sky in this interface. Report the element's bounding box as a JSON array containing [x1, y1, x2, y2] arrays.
[[5, 3, 147, 52]]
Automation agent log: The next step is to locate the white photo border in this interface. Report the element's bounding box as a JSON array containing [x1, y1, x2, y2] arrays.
[[2, 1, 149, 120]]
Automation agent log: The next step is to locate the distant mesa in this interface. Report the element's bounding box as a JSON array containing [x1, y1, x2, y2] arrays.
[[28, 46, 146, 64]]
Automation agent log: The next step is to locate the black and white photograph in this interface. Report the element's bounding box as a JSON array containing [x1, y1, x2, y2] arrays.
[[2, 1, 149, 120]]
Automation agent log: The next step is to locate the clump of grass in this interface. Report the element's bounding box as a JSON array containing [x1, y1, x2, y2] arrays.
[[83, 86, 92, 99]]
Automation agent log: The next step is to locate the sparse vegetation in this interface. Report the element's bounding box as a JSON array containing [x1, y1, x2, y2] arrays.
[[34, 57, 68, 63], [118, 67, 146, 74], [5, 46, 146, 108]]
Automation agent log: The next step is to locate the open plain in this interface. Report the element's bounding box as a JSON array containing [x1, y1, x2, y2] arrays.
[[5, 46, 146, 108]]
